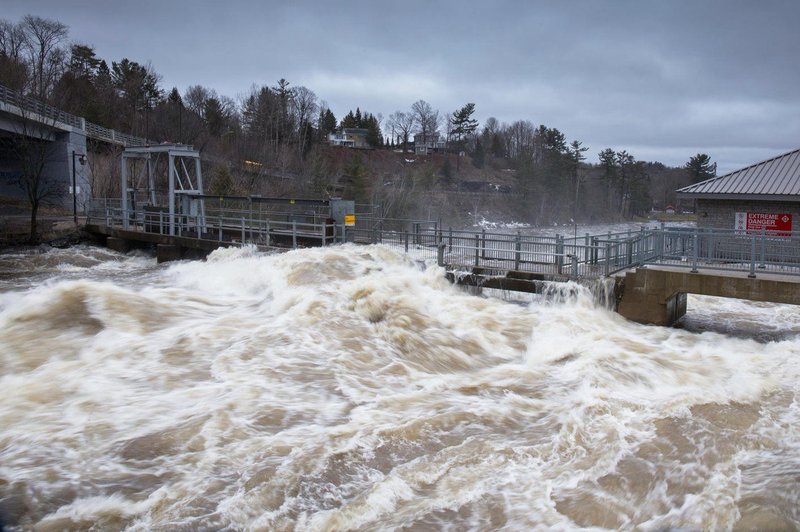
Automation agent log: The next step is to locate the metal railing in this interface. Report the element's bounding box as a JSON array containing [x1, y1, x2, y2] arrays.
[[348, 224, 800, 278], [86, 198, 800, 278], [648, 227, 800, 277], [0, 84, 84, 129], [0, 83, 152, 147], [87, 199, 343, 249]]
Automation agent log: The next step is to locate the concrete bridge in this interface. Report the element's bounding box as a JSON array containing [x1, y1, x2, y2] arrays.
[[0, 83, 153, 212], [615, 265, 800, 326]]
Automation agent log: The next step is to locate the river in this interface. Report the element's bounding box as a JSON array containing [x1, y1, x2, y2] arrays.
[[0, 243, 798, 530]]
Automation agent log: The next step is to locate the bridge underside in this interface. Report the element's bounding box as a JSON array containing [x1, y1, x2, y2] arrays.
[[616, 266, 800, 326]]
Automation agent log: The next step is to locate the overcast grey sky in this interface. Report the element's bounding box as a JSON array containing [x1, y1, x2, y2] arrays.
[[5, 0, 799, 172]]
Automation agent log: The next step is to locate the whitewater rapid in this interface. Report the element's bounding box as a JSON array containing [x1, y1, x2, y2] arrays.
[[0, 244, 798, 530]]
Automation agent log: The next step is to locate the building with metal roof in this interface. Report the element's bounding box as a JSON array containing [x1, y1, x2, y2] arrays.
[[677, 148, 799, 232]]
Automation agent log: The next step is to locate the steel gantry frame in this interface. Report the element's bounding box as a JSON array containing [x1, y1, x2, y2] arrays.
[[120, 144, 205, 236]]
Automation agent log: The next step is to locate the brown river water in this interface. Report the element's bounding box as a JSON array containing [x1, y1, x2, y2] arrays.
[[0, 244, 798, 530]]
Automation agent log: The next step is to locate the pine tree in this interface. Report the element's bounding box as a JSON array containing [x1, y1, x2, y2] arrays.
[[365, 114, 382, 147], [450, 103, 479, 145], [340, 110, 357, 129], [685, 153, 716, 183], [167, 87, 183, 105]]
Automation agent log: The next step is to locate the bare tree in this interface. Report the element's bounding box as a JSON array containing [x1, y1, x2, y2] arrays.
[[483, 117, 500, 137], [290, 85, 317, 154], [410, 100, 439, 145], [0, 19, 29, 91], [184, 84, 212, 115], [11, 108, 64, 241], [21, 15, 68, 100], [87, 143, 122, 200], [387, 111, 415, 152]]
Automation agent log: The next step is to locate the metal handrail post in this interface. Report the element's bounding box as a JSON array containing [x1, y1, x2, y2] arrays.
[[241, 217, 245, 245], [749, 235, 757, 278], [292, 221, 297, 249], [249, 199, 254, 242], [437, 243, 445, 266], [690, 232, 699, 273], [604, 242, 611, 276], [475, 234, 480, 267], [584, 233, 590, 264], [759, 227, 766, 268], [514, 231, 521, 271], [481, 229, 486, 259], [556, 235, 564, 273]]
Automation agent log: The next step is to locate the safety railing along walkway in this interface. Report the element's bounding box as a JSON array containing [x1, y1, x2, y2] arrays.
[[86, 198, 800, 279], [87, 199, 344, 249], [347, 224, 800, 279]]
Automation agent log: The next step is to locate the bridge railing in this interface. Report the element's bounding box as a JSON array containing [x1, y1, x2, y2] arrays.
[[85, 199, 800, 278], [0, 83, 153, 146], [0, 84, 83, 129], [345, 225, 622, 276]]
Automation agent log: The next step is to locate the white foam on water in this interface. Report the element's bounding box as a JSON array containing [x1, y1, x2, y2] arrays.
[[0, 243, 798, 530]]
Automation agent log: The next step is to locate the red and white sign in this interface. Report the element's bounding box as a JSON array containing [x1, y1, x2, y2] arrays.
[[735, 212, 793, 236]]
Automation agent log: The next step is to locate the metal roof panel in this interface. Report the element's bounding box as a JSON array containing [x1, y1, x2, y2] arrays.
[[677, 148, 800, 197]]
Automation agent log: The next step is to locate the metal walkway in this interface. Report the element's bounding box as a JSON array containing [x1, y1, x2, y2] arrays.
[[85, 197, 800, 281]]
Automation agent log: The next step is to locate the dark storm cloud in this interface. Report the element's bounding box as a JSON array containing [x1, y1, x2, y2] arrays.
[[4, 0, 798, 172]]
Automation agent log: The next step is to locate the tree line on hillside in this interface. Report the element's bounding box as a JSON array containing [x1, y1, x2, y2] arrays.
[[1, 14, 718, 227]]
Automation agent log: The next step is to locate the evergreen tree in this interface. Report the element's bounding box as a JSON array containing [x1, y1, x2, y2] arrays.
[[365, 113, 382, 147], [685, 153, 716, 183], [598, 148, 618, 212], [320, 108, 337, 135], [340, 110, 357, 129], [68, 43, 100, 79], [569, 140, 588, 217], [450, 103, 479, 146], [167, 86, 182, 105]]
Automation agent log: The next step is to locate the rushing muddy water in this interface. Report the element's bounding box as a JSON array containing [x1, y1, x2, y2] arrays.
[[0, 244, 798, 530]]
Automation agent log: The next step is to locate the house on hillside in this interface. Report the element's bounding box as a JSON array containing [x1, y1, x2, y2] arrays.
[[327, 128, 369, 148], [413, 133, 446, 155], [676, 148, 799, 233]]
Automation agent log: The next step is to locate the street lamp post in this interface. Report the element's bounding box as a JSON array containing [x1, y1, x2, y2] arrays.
[[72, 150, 86, 225]]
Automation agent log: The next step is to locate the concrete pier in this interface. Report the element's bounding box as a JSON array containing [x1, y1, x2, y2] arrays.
[[617, 266, 800, 326]]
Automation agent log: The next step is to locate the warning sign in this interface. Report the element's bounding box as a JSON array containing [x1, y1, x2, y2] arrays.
[[735, 212, 792, 236], [344, 214, 356, 227]]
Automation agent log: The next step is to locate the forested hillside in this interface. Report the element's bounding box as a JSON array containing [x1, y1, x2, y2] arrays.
[[1, 14, 715, 225]]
